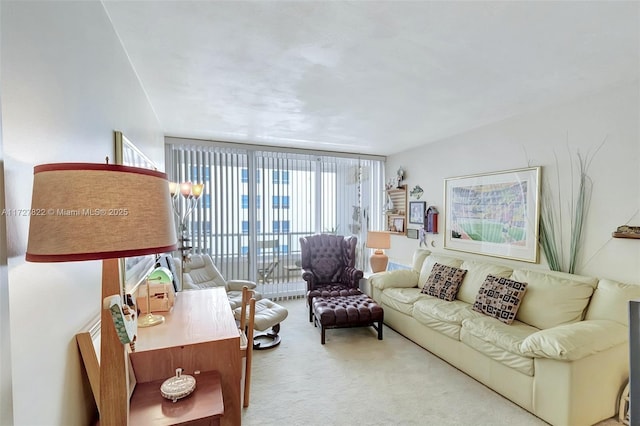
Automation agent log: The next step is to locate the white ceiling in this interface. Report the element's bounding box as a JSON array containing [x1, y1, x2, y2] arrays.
[[103, 1, 639, 156]]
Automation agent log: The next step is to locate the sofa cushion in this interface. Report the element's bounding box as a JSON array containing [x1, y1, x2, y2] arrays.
[[421, 263, 467, 301], [413, 298, 483, 340], [417, 254, 463, 289], [511, 269, 597, 329], [460, 316, 538, 376], [380, 287, 429, 315], [457, 260, 513, 305], [472, 275, 528, 325], [519, 320, 628, 361], [585, 278, 640, 325], [370, 269, 419, 290]]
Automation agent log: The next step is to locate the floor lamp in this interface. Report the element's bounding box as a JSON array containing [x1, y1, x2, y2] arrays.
[[168, 181, 204, 290], [25, 163, 177, 426]]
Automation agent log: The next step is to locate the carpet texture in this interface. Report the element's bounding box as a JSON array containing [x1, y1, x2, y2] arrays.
[[242, 298, 620, 426]]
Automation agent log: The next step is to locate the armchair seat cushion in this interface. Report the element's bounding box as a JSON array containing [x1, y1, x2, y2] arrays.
[[308, 284, 362, 299]]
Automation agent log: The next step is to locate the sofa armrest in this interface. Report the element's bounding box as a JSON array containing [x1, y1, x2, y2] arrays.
[[369, 269, 419, 290], [226, 280, 257, 292], [519, 320, 627, 361]]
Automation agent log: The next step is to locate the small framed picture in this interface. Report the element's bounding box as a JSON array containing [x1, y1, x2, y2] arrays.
[[407, 228, 419, 239], [393, 218, 405, 233], [409, 201, 426, 224]]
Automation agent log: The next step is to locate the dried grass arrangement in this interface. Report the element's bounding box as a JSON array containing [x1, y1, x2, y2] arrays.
[[538, 138, 605, 274]]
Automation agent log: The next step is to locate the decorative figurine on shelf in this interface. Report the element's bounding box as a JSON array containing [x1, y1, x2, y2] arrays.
[[419, 227, 428, 247], [384, 194, 395, 213], [385, 178, 396, 190], [396, 167, 405, 188]]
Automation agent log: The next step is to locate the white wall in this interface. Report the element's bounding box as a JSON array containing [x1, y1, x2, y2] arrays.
[[0, 2, 14, 423], [386, 81, 640, 285], [1, 2, 163, 424]]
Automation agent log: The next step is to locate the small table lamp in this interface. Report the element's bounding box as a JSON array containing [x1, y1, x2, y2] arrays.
[[25, 163, 177, 426], [366, 231, 391, 273]]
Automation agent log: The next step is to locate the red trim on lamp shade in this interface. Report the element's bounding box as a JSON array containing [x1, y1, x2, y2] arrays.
[[33, 162, 168, 179], [25, 244, 178, 263]]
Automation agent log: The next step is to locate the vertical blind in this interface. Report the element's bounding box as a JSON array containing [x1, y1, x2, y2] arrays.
[[166, 140, 384, 299]]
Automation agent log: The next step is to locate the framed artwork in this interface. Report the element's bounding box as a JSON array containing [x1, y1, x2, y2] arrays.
[[393, 218, 405, 233], [444, 166, 541, 263], [114, 131, 159, 292], [409, 201, 426, 224]]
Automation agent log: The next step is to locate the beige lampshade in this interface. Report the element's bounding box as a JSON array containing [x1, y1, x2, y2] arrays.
[[26, 163, 178, 262], [367, 231, 391, 273], [366, 231, 391, 250]]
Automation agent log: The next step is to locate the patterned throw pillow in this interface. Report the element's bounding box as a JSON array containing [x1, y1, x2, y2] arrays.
[[473, 275, 528, 325], [421, 263, 467, 301]]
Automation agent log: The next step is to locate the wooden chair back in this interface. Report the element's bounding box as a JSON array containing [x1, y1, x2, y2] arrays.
[[239, 286, 256, 407]]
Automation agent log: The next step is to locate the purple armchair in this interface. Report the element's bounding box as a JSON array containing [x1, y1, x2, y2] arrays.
[[300, 233, 364, 322]]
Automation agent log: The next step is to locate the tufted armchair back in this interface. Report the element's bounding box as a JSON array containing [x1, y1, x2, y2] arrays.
[[300, 233, 359, 286]]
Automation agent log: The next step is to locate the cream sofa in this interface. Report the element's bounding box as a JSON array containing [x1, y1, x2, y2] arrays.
[[369, 249, 640, 426]]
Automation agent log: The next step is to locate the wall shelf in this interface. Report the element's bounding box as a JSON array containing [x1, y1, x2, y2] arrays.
[[384, 185, 407, 235], [612, 226, 640, 239]]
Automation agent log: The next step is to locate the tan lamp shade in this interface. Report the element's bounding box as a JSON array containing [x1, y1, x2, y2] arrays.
[[26, 163, 178, 261], [366, 231, 391, 273]]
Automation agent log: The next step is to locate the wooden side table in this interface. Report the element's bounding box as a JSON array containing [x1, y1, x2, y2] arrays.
[[130, 288, 241, 426], [129, 370, 224, 426]]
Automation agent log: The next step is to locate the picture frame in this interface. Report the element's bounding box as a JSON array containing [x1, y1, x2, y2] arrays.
[[114, 131, 159, 293], [409, 201, 426, 224], [393, 217, 405, 233], [444, 166, 541, 263]]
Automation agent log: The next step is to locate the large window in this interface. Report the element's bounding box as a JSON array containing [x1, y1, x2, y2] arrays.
[[166, 138, 385, 298]]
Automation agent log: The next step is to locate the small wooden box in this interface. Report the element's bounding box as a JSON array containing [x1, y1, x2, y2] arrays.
[[138, 282, 175, 313]]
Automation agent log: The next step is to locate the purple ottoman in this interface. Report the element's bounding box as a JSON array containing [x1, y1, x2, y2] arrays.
[[312, 294, 384, 344]]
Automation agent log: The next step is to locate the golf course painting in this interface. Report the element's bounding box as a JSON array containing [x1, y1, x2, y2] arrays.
[[444, 167, 541, 263]]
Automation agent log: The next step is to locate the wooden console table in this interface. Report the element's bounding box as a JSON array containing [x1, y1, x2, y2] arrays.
[[130, 287, 241, 426]]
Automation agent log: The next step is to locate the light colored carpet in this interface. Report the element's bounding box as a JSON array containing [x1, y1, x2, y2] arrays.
[[242, 299, 621, 426]]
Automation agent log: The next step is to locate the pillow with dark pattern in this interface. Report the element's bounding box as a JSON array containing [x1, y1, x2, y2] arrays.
[[421, 263, 467, 301], [473, 275, 528, 325]]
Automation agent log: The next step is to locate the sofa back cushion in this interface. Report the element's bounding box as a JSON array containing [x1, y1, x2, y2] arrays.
[[411, 249, 431, 273], [418, 254, 463, 289], [457, 260, 513, 305], [585, 279, 640, 325], [511, 268, 597, 329]]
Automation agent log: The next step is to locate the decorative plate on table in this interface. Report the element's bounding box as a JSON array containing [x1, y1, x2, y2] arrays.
[[160, 369, 196, 402]]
